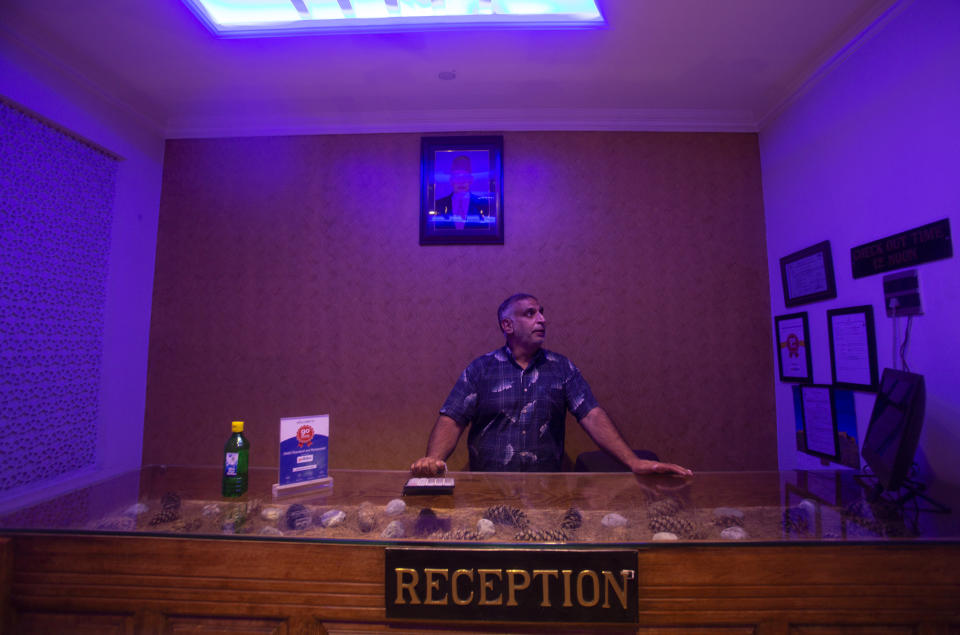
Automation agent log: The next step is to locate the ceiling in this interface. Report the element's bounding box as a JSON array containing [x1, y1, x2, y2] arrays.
[[0, 0, 899, 138]]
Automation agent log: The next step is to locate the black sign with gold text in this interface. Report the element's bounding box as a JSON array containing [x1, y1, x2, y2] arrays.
[[850, 218, 952, 278], [385, 548, 638, 623]]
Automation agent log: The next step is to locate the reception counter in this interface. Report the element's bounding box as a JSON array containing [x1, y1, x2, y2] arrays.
[[1, 466, 959, 633]]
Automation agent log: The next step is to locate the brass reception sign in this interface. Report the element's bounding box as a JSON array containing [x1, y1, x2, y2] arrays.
[[385, 548, 638, 623]]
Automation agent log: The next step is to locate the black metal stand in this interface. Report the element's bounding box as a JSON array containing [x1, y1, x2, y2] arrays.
[[855, 473, 951, 514], [894, 478, 951, 514]]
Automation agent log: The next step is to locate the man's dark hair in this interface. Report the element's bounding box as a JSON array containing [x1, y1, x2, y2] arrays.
[[497, 293, 538, 333]]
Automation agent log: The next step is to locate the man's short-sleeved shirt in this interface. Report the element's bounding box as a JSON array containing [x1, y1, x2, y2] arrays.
[[440, 346, 599, 472]]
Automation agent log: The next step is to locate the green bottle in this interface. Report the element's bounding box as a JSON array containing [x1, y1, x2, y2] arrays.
[[222, 420, 250, 497]]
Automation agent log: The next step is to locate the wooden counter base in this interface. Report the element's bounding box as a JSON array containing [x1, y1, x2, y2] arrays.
[[2, 535, 959, 634]]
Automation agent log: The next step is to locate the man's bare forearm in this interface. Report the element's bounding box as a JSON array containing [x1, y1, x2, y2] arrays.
[[579, 407, 643, 468], [425, 415, 464, 459], [411, 415, 465, 476]]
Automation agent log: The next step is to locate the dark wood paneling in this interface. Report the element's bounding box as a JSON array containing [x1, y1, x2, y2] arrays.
[[789, 627, 916, 635], [164, 615, 288, 634], [12, 611, 134, 635], [4, 535, 960, 634], [9, 536, 383, 622]]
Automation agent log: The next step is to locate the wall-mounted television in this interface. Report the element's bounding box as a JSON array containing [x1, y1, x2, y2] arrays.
[[860, 369, 925, 493]]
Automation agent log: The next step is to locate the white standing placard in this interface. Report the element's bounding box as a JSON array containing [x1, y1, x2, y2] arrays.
[[273, 414, 332, 497]]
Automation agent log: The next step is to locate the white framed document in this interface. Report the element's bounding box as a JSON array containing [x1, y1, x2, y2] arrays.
[[827, 305, 879, 391], [799, 385, 840, 460], [780, 240, 837, 307]]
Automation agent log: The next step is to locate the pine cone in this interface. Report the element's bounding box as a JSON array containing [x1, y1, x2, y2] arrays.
[[160, 492, 181, 511], [648, 514, 693, 536], [648, 497, 683, 517], [149, 508, 180, 526], [483, 505, 530, 529], [515, 527, 568, 542], [435, 528, 480, 541], [560, 507, 583, 531]]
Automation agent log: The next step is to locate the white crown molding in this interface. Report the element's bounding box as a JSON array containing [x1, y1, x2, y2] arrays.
[[164, 107, 759, 139], [0, 25, 167, 141], [757, 0, 912, 131], [13, 0, 907, 142]]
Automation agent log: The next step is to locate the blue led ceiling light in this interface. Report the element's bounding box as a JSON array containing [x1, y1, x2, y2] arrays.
[[182, 0, 604, 37]]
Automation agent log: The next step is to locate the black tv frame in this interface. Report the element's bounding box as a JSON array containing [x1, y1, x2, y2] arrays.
[[858, 368, 948, 512]]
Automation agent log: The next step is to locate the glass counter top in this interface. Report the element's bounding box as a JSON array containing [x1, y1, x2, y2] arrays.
[[1, 466, 957, 546]]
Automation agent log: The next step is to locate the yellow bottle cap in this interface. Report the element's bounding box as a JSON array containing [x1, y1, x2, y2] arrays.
[[231, 421, 244, 433]]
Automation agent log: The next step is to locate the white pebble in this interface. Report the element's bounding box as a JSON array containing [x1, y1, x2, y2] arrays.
[[652, 532, 678, 541], [385, 499, 406, 516], [720, 526, 748, 540], [601, 513, 628, 528], [320, 509, 346, 528], [259, 526, 283, 536], [260, 506, 283, 521], [382, 520, 405, 539], [201, 503, 221, 517], [476, 518, 496, 539]]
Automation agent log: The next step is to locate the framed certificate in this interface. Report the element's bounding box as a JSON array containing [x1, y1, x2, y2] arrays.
[[779, 241, 837, 307], [798, 384, 840, 461], [775, 312, 813, 383], [827, 305, 879, 391]]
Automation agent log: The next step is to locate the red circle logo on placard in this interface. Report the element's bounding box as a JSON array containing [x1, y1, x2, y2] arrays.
[[297, 425, 314, 447]]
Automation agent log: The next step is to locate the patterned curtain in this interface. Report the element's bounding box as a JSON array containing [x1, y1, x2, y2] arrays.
[[0, 98, 118, 493]]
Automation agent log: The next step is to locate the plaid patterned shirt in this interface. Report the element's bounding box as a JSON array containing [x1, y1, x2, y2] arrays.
[[440, 346, 599, 472]]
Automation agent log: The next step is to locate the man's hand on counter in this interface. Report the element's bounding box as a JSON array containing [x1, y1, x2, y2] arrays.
[[410, 456, 447, 477], [630, 459, 693, 478]]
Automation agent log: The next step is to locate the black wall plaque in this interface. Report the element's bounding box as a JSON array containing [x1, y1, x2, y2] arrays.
[[850, 218, 952, 279], [385, 547, 638, 624], [780, 240, 837, 307]]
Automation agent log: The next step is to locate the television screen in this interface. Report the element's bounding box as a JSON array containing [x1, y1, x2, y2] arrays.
[[860, 369, 925, 492]]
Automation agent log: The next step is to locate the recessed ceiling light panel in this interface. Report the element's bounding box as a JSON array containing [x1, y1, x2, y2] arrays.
[[182, 0, 604, 37]]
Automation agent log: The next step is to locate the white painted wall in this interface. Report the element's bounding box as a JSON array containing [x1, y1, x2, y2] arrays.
[[0, 29, 164, 507], [760, 0, 960, 498]]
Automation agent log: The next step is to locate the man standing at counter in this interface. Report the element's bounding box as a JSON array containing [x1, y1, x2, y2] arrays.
[[411, 293, 693, 477]]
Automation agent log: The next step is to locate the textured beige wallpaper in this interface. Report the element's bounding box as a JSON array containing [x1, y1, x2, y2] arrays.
[[144, 131, 775, 473]]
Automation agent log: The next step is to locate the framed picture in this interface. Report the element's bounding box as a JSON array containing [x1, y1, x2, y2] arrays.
[[827, 304, 880, 391], [827, 305, 879, 391], [419, 135, 504, 245], [797, 384, 841, 462], [779, 240, 837, 307], [774, 312, 813, 383]]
